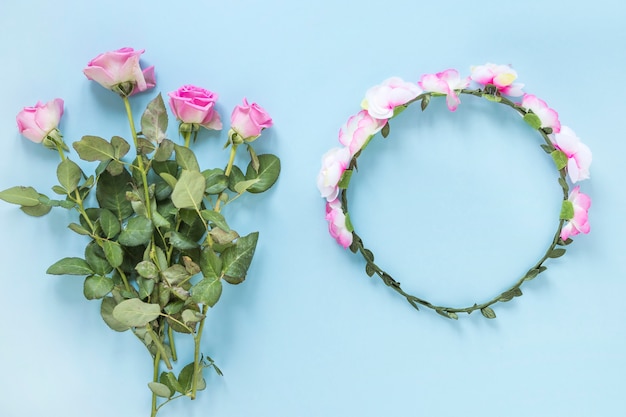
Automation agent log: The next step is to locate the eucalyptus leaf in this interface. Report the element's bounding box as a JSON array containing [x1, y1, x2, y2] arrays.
[[101, 297, 131, 332], [171, 170, 206, 209], [118, 216, 154, 247], [221, 232, 258, 283], [0, 186, 41, 206], [84, 275, 114, 300], [73, 135, 115, 162], [47, 257, 94, 275], [244, 154, 281, 193], [141, 93, 168, 144], [112, 298, 161, 327], [56, 159, 82, 193]]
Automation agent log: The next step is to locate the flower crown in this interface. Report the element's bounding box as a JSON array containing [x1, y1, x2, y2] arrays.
[[317, 63, 592, 319]]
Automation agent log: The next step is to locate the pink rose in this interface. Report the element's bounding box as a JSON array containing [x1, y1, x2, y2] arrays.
[[338, 110, 386, 156], [325, 198, 353, 248], [470, 63, 524, 97], [418, 69, 470, 111], [521, 94, 561, 133], [317, 147, 351, 201], [168, 85, 222, 130], [83, 47, 155, 96], [362, 77, 422, 119], [551, 126, 592, 183], [560, 186, 591, 241], [16, 98, 64, 143], [230, 98, 273, 141]]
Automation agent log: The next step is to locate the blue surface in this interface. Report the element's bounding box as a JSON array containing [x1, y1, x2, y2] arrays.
[[0, 1, 624, 416]]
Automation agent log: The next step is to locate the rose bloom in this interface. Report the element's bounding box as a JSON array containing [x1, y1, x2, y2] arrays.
[[83, 47, 155, 96], [231, 98, 272, 141], [168, 85, 222, 130], [317, 147, 351, 201], [521, 94, 561, 133], [470, 63, 524, 97], [362, 77, 422, 119], [551, 126, 591, 183], [338, 110, 386, 156], [325, 198, 353, 248], [16, 98, 64, 143], [561, 186, 591, 241]]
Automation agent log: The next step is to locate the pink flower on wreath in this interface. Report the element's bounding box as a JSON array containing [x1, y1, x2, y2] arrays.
[[16, 98, 64, 143], [551, 126, 592, 183], [362, 77, 422, 119], [230, 98, 273, 141], [326, 198, 353, 248], [418, 69, 470, 111], [521, 94, 561, 133], [561, 186, 591, 241], [470, 63, 524, 97], [83, 47, 155, 96], [317, 147, 351, 201], [339, 110, 386, 156], [168, 85, 222, 130]]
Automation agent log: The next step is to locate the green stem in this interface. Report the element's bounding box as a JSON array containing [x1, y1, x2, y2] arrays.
[[168, 325, 178, 362], [151, 350, 160, 417], [146, 325, 172, 370], [191, 305, 208, 399], [215, 144, 239, 213], [183, 130, 191, 148], [122, 96, 152, 219]]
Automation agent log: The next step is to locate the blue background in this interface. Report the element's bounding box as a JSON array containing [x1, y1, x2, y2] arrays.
[[0, 1, 624, 416]]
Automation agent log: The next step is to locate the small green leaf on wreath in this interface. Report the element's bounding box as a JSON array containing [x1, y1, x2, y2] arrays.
[[523, 112, 542, 129], [421, 95, 430, 111], [481, 306, 497, 319], [337, 169, 352, 189], [540, 143, 554, 154], [551, 150, 568, 170], [365, 263, 376, 277], [47, 257, 94, 275], [148, 382, 172, 399], [548, 248, 566, 258], [560, 200, 574, 220], [381, 123, 390, 138]]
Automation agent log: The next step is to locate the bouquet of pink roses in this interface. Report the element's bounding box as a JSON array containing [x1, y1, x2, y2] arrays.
[[2, 47, 280, 416]]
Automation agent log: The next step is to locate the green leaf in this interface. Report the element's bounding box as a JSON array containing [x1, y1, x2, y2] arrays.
[[102, 240, 124, 268], [234, 178, 260, 194], [99, 208, 121, 238], [540, 144, 554, 154], [171, 170, 206, 209], [112, 298, 161, 327], [560, 200, 574, 220], [96, 169, 134, 220], [481, 307, 497, 319], [148, 382, 172, 399], [483, 94, 502, 103], [174, 144, 200, 172], [182, 309, 204, 324], [159, 172, 178, 190], [421, 95, 431, 111], [551, 150, 568, 170], [200, 210, 230, 232], [337, 170, 352, 189], [202, 168, 228, 195], [106, 160, 125, 176], [20, 203, 52, 217], [523, 113, 542, 129], [227, 165, 246, 192], [56, 159, 82, 193], [138, 276, 155, 299], [365, 263, 376, 277], [136, 261, 159, 279], [523, 267, 545, 281], [101, 297, 131, 332], [178, 362, 206, 394], [111, 136, 130, 159], [73, 135, 115, 162], [160, 372, 183, 395], [118, 216, 154, 246], [85, 241, 113, 275], [200, 246, 222, 280], [68, 223, 90, 236], [247, 144, 260, 173], [549, 248, 566, 258], [191, 277, 223, 307], [161, 264, 191, 285], [141, 93, 168, 144], [47, 257, 94, 275], [0, 186, 41, 206], [154, 139, 175, 162], [244, 154, 281, 193], [83, 275, 114, 300], [381, 123, 390, 138], [221, 232, 258, 284], [167, 231, 200, 250]]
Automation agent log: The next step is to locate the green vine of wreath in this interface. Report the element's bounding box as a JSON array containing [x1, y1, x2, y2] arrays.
[[317, 64, 592, 319]]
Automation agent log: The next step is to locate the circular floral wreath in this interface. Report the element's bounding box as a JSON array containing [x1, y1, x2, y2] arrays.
[[317, 63, 592, 319]]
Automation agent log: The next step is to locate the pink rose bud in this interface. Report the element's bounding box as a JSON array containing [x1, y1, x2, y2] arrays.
[[16, 98, 64, 143], [168, 85, 222, 132], [83, 47, 155, 97], [230, 98, 272, 142]]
